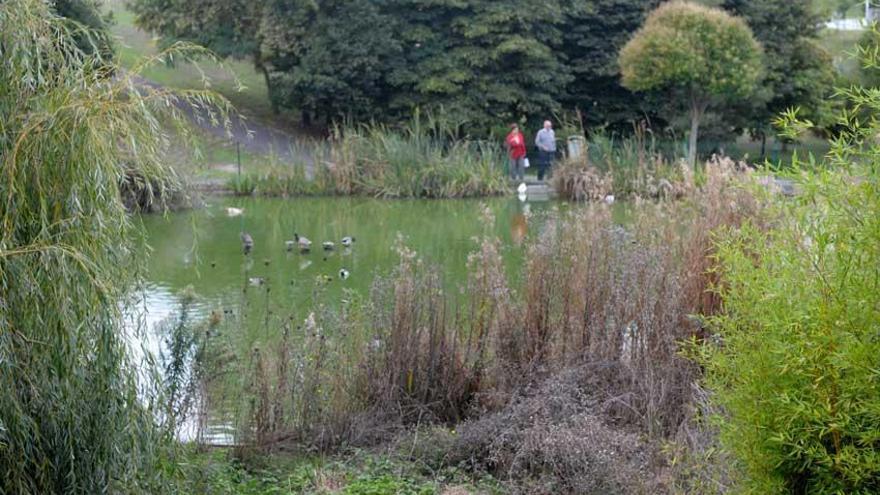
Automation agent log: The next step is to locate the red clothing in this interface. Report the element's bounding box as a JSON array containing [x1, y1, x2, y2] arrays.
[[505, 130, 527, 159]]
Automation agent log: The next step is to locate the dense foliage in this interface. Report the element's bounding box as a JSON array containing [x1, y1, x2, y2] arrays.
[[0, 1, 229, 492], [699, 78, 880, 493], [52, 0, 114, 59], [722, 0, 836, 144], [130, 0, 661, 133], [619, 1, 762, 166]]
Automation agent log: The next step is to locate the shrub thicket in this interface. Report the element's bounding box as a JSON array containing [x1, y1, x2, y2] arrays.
[[696, 80, 880, 493]]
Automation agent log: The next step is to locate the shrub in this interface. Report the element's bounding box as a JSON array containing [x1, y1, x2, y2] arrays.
[[451, 365, 657, 494], [696, 102, 880, 490]]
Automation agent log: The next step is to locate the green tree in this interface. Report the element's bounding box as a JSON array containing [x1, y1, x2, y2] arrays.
[[129, 0, 259, 59], [0, 0, 230, 491], [52, 0, 114, 60], [388, 0, 572, 132], [261, 0, 402, 125], [132, 0, 575, 132], [559, 0, 662, 131], [723, 0, 835, 155], [619, 1, 762, 167]]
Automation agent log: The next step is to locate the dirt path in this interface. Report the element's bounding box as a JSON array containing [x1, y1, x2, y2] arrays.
[[133, 74, 315, 166]]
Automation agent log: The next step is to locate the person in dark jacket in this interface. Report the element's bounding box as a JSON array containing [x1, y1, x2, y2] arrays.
[[534, 120, 556, 181]]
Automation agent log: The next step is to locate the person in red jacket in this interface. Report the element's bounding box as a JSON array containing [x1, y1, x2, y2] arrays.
[[505, 123, 528, 181]]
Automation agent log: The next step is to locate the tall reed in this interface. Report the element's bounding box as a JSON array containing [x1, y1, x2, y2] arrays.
[[553, 125, 695, 201], [0, 2, 232, 492], [230, 113, 510, 198], [218, 159, 759, 457]]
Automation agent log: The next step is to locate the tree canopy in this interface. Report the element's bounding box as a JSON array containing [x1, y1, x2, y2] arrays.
[[619, 1, 762, 166], [130, 0, 661, 134], [722, 0, 835, 145]]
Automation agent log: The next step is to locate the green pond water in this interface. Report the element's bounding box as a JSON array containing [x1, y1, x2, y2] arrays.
[[138, 196, 560, 329], [136, 195, 628, 442]]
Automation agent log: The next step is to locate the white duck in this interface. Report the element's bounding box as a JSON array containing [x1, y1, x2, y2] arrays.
[[339, 268, 350, 280], [226, 207, 244, 217], [341, 236, 355, 247]]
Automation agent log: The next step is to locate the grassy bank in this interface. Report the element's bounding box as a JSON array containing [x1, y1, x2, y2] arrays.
[[227, 118, 509, 199], [106, 0, 285, 127], [176, 447, 501, 494]]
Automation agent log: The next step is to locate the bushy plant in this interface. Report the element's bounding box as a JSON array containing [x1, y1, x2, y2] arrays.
[[696, 84, 880, 492], [0, 1, 231, 492]]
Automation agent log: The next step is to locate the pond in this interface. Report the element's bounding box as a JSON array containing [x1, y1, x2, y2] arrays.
[[136, 195, 596, 442], [136, 196, 568, 329]]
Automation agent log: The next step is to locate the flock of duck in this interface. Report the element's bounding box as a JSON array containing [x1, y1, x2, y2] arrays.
[[230, 208, 354, 283]]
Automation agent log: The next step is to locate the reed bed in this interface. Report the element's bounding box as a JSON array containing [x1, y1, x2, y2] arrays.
[[228, 115, 509, 199], [181, 158, 761, 481], [553, 127, 699, 201]]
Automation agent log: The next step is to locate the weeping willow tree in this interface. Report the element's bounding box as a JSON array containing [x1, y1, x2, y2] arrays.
[[0, 1, 232, 492]]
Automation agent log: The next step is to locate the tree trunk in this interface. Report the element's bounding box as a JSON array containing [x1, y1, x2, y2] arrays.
[[688, 97, 708, 169], [261, 65, 279, 115]]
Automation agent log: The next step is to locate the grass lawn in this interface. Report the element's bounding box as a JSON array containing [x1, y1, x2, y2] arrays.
[[104, 0, 311, 182], [105, 0, 294, 130]]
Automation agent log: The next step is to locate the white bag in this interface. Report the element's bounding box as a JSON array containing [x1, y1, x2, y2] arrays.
[[524, 158, 530, 168]]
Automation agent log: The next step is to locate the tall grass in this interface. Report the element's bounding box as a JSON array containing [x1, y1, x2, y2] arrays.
[[0, 1, 231, 492], [229, 113, 509, 198], [194, 160, 759, 471], [553, 125, 698, 201]]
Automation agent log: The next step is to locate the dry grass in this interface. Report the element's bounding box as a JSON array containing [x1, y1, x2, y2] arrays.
[[204, 157, 763, 490]]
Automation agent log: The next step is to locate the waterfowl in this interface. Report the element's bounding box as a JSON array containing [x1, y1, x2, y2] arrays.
[[226, 207, 244, 217], [322, 241, 335, 251], [517, 182, 528, 195], [341, 236, 355, 247], [339, 268, 350, 280], [294, 233, 312, 252], [240, 232, 254, 255], [248, 277, 265, 286], [285, 240, 296, 252]]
